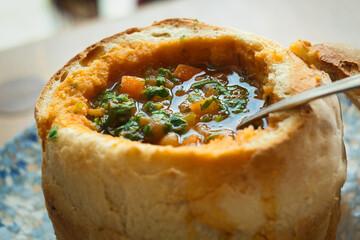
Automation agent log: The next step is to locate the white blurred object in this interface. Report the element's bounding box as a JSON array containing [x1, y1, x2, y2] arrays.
[[0, 0, 137, 52], [0, 0, 58, 51], [98, 0, 137, 19]]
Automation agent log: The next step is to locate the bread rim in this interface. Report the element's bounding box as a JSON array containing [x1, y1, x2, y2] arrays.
[[35, 18, 346, 240]]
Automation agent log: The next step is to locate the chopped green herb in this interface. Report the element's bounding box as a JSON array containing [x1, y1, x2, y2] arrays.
[[112, 83, 123, 92], [98, 91, 117, 101], [194, 19, 199, 29], [191, 80, 221, 89], [144, 101, 156, 112], [214, 115, 227, 122], [70, 83, 79, 89], [187, 94, 202, 103], [49, 125, 58, 140], [180, 35, 185, 39], [168, 114, 187, 134], [156, 76, 166, 86], [224, 98, 247, 114], [116, 116, 143, 140], [144, 102, 163, 113], [205, 132, 219, 143], [114, 94, 129, 103], [217, 85, 231, 96], [212, 97, 226, 110], [143, 124, 154, 137], [143, 86, 170, 100], [131, 114, 144, 123], [122, 132, 143, 141], [158, 68, 179, 83], [200, 99, 213, 111], [94, 118, 99, 125], [200, 115, 212, 122], [152, 110, 168, 120], [225, 98, 246, 108], [101, 100, 135, 129], [232, 108, 245, 114], [163, 121, 172, 134]]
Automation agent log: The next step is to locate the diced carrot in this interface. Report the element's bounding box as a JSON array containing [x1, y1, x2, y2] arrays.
[[173, 64, 203, 81], [190, 98, 220, 116], [119, 76, 145, 99]]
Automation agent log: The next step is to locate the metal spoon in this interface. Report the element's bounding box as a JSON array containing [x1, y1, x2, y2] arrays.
[[237, 74, 360, 129]]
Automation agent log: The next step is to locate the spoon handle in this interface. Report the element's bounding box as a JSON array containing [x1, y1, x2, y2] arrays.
[[237, 74, 360, 129]]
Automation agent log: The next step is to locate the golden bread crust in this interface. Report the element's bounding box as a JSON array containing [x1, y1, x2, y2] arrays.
[[35, 19, 346, 240], [290, 40, 360, 110]]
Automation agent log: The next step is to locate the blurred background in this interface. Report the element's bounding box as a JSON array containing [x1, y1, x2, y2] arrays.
[[0, 0, 359, 145], [0, 0, 146, 52]]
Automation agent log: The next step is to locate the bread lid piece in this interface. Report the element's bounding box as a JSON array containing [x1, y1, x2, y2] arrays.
[[290, 40, 360, 109], [36, 19, 346, 240]]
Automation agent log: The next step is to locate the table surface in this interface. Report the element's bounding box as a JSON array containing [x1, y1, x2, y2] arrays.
[[0, 0, 359, 146]]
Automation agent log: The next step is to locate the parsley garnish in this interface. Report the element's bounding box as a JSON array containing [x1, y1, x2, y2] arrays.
[[156, 76, 166, 86], [205, 132, 219, 143], [100, 100, 136, 129], [180, 35, 185, 39], [225, 98, 246, 108], [114, 94, 129, 103], [214, 115, 227, 122], [187, 94, 202, 103], [200, 115, 212, 122], [216, 85, 231, 96], [116, 115, 143, 140], [143, 124, 154, 137], [94, 118, 99, 125], [191, 80, 220, 89], [194, 19, 199, 29], [144, 102, 163, 113], [143, 86, 170, 100], [212, 97, 226, 110], [200, 99, 213, 111], [158, 68, 179, 83], [49, 125, 58, 140], [144, 101, 156, 112], [168, 114, 187, 134], [98, 91, 117, 101]]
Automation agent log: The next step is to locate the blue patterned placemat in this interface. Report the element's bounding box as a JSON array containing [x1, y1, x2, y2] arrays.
[[0, 95, 359, 240], [0, 126, 55, 240]]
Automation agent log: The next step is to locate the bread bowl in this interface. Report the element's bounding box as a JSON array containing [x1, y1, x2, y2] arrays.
[[290, 40, 360, 110], [35, 18, 346, 240]]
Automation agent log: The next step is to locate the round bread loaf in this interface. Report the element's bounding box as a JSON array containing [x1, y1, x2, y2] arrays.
[[35, 19, 346, 240]]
